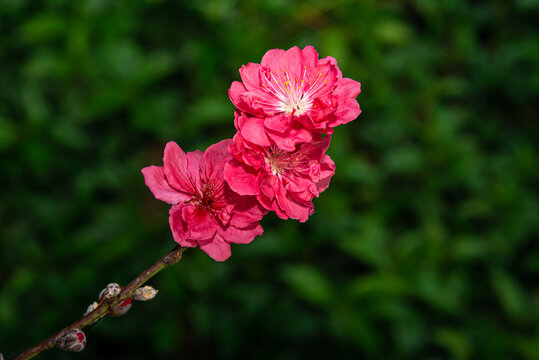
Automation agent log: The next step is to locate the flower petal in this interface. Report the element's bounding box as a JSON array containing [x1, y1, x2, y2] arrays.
[[199, 234, 232, 262], [302, 45, 319, 69], [334, 77, 361, 98], [164, 141, 195, 194], [274, 180, 313, 222], [181, 205, 216, 241], [224, 160, 260, 196], [169, 205, 197, 247], [222, 222, 263, 244], [228, 195, 267, 228], [202, 139, 232, 177], [260, 48, 287, 69], [316, 154, 336, 194], [240, 116, 271, 146], [141, 166, 190, 205], [239, 63, 262, 91]]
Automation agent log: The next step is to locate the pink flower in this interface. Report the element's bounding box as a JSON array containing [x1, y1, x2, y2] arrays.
[[142, 139, 266, 261], [228, 45, 361, 150], [224, 129, 336, 223]]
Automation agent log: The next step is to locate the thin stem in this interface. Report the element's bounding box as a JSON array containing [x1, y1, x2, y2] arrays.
[[12, 245, 187, 360]]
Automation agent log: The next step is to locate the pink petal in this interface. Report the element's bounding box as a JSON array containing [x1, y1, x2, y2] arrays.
[[260, 48, 287, 69], [331, 77, 361, 125], [169, 205, 197, 247], [163, 141, 195, 194], [259, 174, 277, 199], [303, 58, 338, 98], [323, 55, 343, 78], [181, 205, 216, 241], [266, 125, 312, 152], [264, 114, 290, 133], [224, 160, 260, 196], [221, 222, 263, 244], [302, 45, 319, 69], [186, 150, 203, 181], [275, 46, 304, 79], [229, 133, 265, 169], [239, 63, 262, 91], [141, 166, 190, 205], [242, 89, 280, 116], [240, 116, 271, 146], [334, 97, 361, 125], [199, 234, 231, 262], [316, 154, 336, 194], [334, 77, 361, 98], [229, 81, 249, 111], [274, 180, 313, 223], [202, 139, 232, 177], [229, 195, 267, 227], [286, 177, 317, 201]]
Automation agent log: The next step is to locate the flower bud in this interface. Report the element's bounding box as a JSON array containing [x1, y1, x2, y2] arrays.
[[55, 329, 86, 352], [84, 301, 99, 316], [133, 286, 159, 301], [99, 283, 121, 302], [1, 353, 4, 360], [109, 298, 132, 317]]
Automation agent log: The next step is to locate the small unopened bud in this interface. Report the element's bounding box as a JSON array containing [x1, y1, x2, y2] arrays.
[[55, 329, 86, 352], [99, 283, 121, 302], [133, 286, 159, 301], [1, 352, 4, 360], [109, 298, 132, 317], [84, 301, 99, 316]]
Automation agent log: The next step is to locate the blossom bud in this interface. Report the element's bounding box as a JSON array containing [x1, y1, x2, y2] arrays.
[[84, 301, 99, 316], [133, 286, 159, 301], [109, 298, 132, 317], [99, 283, 121, 302], [1, 353, 4, 360], [55, 329, 86, 352]]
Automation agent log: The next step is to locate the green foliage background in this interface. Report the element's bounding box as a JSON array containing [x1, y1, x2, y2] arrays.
[[1, 0, 538, 359]]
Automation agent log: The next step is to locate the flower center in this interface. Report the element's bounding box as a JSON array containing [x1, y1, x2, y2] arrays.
[[191, 180, 224, 213], [280, 97, 312, 115], [259, 67, 329, 116], [264, 146, 318, 178]]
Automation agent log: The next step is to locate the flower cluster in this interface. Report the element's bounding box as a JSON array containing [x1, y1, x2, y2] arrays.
[[142, 46, 361, 261]]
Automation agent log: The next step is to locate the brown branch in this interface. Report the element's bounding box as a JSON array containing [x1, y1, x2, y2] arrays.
[[13, 245, 187, 360]]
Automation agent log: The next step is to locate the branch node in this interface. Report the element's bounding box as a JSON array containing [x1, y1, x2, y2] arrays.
[[99, 283, 121, 303], [163, 246, 184, 266], [55, 329, 86, 352], [134, 286, 159, 301], [83, 302, 99, 316]]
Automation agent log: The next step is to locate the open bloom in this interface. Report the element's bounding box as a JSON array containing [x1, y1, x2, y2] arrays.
[[224, 126, 335, 222], [142, 140, 266, 261], [229, 45, 361, 150]]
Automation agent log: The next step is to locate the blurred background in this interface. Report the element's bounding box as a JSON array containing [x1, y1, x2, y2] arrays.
[[1, 0, 538, 359]]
